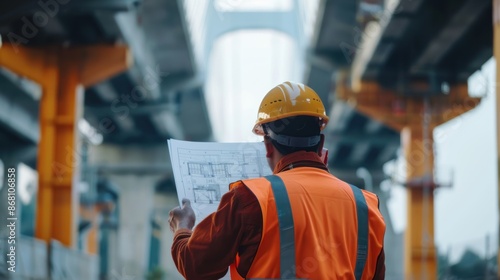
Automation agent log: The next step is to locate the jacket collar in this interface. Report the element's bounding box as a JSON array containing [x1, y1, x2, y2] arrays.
[[273, 151, 328, 174]]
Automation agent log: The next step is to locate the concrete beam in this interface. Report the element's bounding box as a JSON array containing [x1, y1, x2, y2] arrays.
[[161, 74, 204, 94], [327, 101, 355, 132], [91, 81, 136, 133], [348, 143, 372, 165], [348, 119, 388, 164], [151, 111, 185, 140], [377, 145, 399, 165], [306, 52, 336, 72], [350, 0, 427, 87], [304, 64, 334, 113], [0, 145, 37, 166], [179, 88, 213, 141], [0, 78, 39, 144], [351, 20, 385, 91], [410, 0, 490, 75], [101, 8, 196, 140], [96, 11, 188, 142], [86, 103, 178, 117], [365, 119, 384, 133], [141, 0, 195, 75], [0, 68, 42, 100], [99, 9, 193, 142], [92, 81, 117, 102], [113, 10, 161, 99], [0, 0, 136, 22]]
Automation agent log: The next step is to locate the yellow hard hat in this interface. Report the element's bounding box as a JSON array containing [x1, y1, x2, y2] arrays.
[[253, 81, 329, 135]]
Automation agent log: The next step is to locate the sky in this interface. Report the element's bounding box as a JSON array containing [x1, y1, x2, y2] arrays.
[[205, 29, 299, 143], [202, 0, 498, 263], [434, 59, 498, 258]]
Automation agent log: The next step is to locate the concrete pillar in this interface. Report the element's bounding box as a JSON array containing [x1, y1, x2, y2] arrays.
[[111, 174, 157, 277], [89, 144, 172, 278]]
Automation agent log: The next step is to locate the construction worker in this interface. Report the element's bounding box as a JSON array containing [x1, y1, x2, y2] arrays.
[[169, 81, 386, 279]]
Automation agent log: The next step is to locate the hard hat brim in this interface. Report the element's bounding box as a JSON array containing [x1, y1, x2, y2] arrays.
[[252, 111, 329, 136]]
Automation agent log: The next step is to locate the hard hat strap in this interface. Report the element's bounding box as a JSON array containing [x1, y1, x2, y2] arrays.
[[267, 129, 320, 147]]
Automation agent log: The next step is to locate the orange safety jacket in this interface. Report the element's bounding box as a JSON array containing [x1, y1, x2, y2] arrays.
[[229, 167, 385, 280]]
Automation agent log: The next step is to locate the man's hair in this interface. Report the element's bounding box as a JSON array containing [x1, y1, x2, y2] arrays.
[[264, 116, 322, 155]]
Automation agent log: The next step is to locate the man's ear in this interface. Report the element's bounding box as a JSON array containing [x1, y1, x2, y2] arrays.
[[264, 138, 274, 158]]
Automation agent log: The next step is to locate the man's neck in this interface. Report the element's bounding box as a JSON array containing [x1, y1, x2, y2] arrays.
[[273, 151, 326, 174]]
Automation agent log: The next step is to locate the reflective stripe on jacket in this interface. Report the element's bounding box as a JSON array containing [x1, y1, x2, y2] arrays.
[[229, 167, 385, 280]]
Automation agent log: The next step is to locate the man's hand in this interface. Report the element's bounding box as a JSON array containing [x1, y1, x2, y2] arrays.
[[169, 198, 196, 232]]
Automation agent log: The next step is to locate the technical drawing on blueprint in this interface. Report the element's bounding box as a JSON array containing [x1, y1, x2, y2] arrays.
[[167, 139, 272, 225]]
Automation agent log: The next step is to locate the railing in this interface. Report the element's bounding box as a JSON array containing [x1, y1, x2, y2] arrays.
[[0, 236, 98, 280], [50, 240, 99, 280]]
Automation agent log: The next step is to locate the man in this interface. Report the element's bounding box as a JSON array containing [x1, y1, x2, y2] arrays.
[[169, 81, 386, 279]]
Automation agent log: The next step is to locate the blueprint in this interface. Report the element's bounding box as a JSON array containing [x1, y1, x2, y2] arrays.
[[167, 139, 272, 225]]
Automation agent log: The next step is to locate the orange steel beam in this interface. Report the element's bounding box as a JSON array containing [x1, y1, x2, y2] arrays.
[[79, 203, 100, 254], [494, 0, 500, 277], [402, 127, 436, 280], [0, 44, 131, 248], [337, 79, 480, 279], [337, 80, 480, 132]]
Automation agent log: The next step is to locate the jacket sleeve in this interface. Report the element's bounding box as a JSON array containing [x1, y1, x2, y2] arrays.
[[171, 182, 261, 280]]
